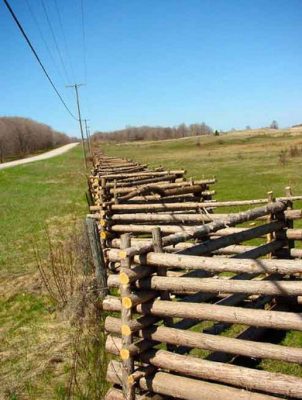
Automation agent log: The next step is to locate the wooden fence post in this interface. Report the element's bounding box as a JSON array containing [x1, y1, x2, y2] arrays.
[[266, 191, 275, 259], [85, 216, 108, 298], [152, 227, 174, 352], [99, 177, 108, 250], [285, 186, 295, 254], [119, 233, 135, 400]]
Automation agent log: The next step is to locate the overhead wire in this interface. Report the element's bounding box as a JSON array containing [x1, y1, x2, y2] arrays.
[[24, 0, 65, 84], [80, 0, 87, 84], [40, 0, 71, 83], [2, 0, 78, 120], [53, 0, 76, 83]]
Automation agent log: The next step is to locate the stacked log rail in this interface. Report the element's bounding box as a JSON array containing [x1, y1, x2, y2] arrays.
[[87, 153, 302, 399], [89, 155, 302, 263], [88, 153, 217, 263], [102, 201, 302, 400]]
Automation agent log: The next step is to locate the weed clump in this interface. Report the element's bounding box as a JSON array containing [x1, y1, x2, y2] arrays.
[[288, 145, 302, 158], [278, 144, 302, 166], [278, 150, 288, 166], [34, 223, 109, 399]]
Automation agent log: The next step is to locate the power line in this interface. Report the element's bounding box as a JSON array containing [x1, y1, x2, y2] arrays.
[[40, 0, 71, 83], [25, 0, 65, 84], [53, 0, 76, 83], [80, 0, 87, 83], [2, 0, 78, 120]]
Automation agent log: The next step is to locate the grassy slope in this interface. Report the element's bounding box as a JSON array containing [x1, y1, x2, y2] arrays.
[[0, 146, 87, 399], [0, 146, 87, 276], [102, 128, 302, 376]]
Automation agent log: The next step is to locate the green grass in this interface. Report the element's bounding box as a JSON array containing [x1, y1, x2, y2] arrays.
[[0, 146, 89, 399], [0, 146, 87, 276]]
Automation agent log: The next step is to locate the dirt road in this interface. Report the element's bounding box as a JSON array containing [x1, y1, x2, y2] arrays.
[[0, 143, 79, 170]]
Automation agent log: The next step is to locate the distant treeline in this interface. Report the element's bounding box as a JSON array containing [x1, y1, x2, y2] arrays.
[[0, 117, 73, 162], [93, 122, 213, 142]]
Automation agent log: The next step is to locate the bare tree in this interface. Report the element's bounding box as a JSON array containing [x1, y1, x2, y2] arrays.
[[0, 117, 71, 163], [93, 121, 213, 143]]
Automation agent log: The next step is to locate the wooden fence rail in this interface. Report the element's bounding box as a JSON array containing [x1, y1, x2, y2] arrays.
[[87, 151, 302, 400]]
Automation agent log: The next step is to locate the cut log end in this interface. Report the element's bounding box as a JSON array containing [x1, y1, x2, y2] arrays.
[[121, 324, 131, 336], [119, 250, 127, 259], [122, 297, 132, 309], [120, 348, 130, 360], [120, 272, 130, 285]]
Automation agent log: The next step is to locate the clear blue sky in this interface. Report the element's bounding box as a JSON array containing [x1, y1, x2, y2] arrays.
[[1, 0, 302, 137]]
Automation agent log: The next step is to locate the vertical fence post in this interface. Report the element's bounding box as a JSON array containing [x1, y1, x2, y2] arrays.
[[274, 195, 290, 260], [113, 179, 118, 204], [152, 227, 172, 317], [152, 227, 173, 352], [119, 233, 135, 400], [85, 216, 108, 298], [85, 176, 94, 207], [99, 177, 108, 250], [266, 191, 275, 259], [285, 186, 295, 254]]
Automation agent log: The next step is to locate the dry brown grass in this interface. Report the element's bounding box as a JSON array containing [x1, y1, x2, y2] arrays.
[[1, 222, 108, 400]]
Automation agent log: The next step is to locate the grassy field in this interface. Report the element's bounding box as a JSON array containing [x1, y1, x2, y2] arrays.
[[102, 128, 302, 201], [102, 127, 302, 377], [0, 146, 91, 400]]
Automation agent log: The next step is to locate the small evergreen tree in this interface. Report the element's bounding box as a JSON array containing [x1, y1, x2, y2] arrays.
[[270, 120, 279, 129]]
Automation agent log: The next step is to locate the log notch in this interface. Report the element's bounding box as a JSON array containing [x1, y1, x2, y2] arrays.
[[119, 233, 135, 399]]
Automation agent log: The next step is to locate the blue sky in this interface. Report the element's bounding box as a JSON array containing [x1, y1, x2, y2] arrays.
[[1, 0, 302, 136]]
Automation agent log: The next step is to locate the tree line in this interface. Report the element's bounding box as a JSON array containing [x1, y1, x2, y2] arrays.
[[0, 117, 73, 163], [93, 122, 214, 142]]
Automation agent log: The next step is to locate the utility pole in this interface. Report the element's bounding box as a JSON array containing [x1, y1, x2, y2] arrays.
[[84, 118, 92, 156], [66, 83, 87, 169]]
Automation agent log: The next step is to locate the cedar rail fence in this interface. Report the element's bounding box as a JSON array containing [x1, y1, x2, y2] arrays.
[[86, 151, 302, 400]]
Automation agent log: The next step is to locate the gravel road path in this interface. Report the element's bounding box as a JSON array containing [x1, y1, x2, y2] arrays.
[[0, 142, 79, 170]]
